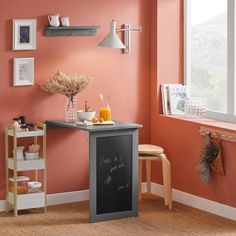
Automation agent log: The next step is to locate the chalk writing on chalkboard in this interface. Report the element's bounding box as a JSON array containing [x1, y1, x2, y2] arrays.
[[99, 155, 124, 167], [110, 162, 125, 173], [104, 175, 112, 185], [99, 157, 112, 166], [100, 154, 126, 186], [117, 183, 130, 191]]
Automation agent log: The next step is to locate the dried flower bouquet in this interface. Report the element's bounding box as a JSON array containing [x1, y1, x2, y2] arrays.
[[39, 71, 90, 109]]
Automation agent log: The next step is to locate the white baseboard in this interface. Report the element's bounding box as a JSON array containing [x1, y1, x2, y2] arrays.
[[144, 182, 236, 221], [0, 190, 89, 212], [47, 190, 89, 206], [0, 184, 235, 221]]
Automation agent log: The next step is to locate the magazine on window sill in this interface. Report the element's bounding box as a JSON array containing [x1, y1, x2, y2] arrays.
[[161, 84, 189, 115]]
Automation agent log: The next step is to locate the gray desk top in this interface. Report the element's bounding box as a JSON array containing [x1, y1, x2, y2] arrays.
[[45, 120, 143, 132]]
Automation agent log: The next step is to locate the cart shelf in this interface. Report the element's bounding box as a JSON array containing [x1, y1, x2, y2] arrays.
[[7, 128, 44, 138], [8, 158, 45, 171], [9, 192, 45, 210]]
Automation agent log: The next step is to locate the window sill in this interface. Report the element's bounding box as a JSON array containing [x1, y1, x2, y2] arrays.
[[159, 114, 236, 132]]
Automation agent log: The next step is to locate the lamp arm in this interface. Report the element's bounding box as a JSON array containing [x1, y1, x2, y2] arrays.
[[116, 27, 142, 32]]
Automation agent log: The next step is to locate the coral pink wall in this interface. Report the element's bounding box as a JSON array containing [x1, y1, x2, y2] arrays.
[[0, 0, 151, 199], [1, 0, 235, 209], [151, 0, 236, 208]]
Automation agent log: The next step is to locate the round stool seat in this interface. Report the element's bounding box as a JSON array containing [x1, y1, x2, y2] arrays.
[[139, 155, 160, 160], [138, 144, 164, 155]]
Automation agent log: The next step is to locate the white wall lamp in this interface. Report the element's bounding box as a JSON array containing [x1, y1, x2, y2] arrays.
[[98, 19, 142, 53]]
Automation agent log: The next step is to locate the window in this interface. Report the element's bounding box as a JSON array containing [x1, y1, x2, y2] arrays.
[[185, 0, 236, 122]]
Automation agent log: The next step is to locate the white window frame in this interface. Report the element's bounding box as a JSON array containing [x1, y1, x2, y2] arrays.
[[184, 0, 236, 123]]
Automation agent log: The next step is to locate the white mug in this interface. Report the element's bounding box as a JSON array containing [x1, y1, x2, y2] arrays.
[[48, 14, 60, 27], [61, 17, 70, 27]]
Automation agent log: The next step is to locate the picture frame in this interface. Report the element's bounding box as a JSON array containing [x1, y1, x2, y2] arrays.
[[13, 58, 34, 86], [12, 19, 37, 50]]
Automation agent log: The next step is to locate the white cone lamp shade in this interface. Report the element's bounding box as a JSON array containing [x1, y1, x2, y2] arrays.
[[98, 20, 126, 49]]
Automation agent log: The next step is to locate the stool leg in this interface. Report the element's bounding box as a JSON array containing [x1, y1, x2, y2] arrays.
[[146, 160, 152, 195], [138, 159, 142, 199], [159, 154, 172, 210]]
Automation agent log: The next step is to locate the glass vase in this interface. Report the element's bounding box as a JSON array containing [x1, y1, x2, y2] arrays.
[[65, 96, 77, 122]]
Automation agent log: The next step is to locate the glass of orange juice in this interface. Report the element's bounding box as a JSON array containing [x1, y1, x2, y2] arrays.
[[100, 107, 111, 121], [99, 94, 111, 121]]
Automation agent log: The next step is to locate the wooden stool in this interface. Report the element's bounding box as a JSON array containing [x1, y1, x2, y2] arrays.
[[138, 144, 173, 209]]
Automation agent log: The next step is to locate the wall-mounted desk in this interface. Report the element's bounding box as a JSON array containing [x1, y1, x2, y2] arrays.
[[45, 120, 142, 223]]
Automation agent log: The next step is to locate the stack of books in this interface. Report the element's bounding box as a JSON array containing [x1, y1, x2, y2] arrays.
[[161, 84, 189, 115]]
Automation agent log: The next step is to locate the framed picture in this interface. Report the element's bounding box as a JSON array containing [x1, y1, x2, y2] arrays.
[[13, 58, 34, 86], [12, 19, 36, 50]]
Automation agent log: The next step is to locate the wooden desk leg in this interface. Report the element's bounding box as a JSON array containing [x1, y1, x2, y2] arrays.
[[146, 160, 152, 195]]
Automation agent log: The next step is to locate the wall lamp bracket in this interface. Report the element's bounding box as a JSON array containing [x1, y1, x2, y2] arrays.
[[98, 20, 142, 54], [116, 24, 142, 53]]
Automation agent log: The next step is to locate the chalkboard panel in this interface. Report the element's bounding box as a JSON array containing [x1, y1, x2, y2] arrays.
[[96, 135, 132, 215]]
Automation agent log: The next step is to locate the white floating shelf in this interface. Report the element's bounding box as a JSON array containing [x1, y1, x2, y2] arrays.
[[7, 128, 44, 138], [8, 158, 45, 171], [9, 192, 45, 210]]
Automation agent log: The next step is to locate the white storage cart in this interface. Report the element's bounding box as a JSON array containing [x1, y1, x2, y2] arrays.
[[5, 121, 47, 216]]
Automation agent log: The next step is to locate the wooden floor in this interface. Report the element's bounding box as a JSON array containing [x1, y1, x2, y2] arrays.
[[0, 195, 235, 236]]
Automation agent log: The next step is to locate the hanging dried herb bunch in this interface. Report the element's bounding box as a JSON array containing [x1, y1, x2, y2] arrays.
[[197, 133, 220, 185], [200, 133, 220, 167], [39, 71, 90, 109]]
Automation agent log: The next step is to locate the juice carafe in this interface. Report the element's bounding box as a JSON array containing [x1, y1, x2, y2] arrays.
[[99, 94, 111, 121]]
